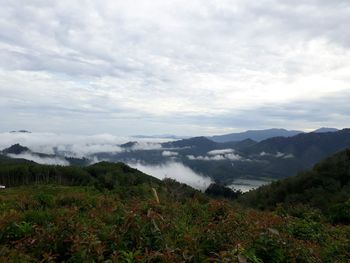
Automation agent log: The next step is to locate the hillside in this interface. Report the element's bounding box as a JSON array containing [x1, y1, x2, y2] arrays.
[[1, 159, 350, 262], [243, 129, 350, 160], [238, 129, 350, 178], [239, 149, 350, 223]]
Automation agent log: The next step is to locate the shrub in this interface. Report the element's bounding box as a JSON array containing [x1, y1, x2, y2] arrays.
[[328, 201, 350, 224], [33, 193, 55, 209], [287, 218, 324, 242]]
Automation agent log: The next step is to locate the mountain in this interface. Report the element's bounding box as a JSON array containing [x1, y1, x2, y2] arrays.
[[162, 136, 218, 152], [209, 128, 303, 143], [1, 144, 90, 166], [230, 138, 257, 150], [243, 128, 350, 166], [2, 143, 30, 154], [160, 130, 350, 182], [120, 141, 138, 148], [313, 127, 339, 133], [240, 149, 350, 223], [161, 129, 350, 182], [220, 128, 350, 181]]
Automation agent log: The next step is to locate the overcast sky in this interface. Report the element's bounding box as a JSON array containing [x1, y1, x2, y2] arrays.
[[0, 0, 349, 136]]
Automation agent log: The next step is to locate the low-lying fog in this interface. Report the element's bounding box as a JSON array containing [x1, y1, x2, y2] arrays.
[[0, 132, 170, 157], [0, 132, 268, 192], [128, 161, 213, 191], [0, 132, 216, 190]]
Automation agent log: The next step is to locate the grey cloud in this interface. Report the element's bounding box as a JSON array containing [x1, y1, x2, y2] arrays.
[[177, 91, 350, 133], [0, 1, 349, 135]]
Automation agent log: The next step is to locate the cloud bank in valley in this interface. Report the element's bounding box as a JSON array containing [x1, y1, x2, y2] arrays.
[[0, 132, 214, 190], [0, 132, 167, 158], [259, 151, 294, 159], [7, 153, 69, 166], [162, 151, 178, 157], [187, 149, 243, 161], [129, 161, 213, 191]]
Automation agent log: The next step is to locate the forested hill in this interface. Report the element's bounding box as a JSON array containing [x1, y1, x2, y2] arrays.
[[242, 128, 350, 166], [239, 149, 350, 222]]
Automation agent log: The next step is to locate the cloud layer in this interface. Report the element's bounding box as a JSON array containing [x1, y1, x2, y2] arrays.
[[7, 153, 69, 166], [1, 0, 350, 135], [128, 161, 213, 191], [188, 148, 243, 161], [0, 132, 167, 158]]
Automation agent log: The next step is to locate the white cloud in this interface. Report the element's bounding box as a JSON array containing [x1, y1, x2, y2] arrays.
[[129, 142, 162, 151], [128, 161, 213, 191], [162, 151, 178, 157], [187, 152, 242, 161], [259, 151, 295, 159], [0, 132, 167, 158], [7, 153, 69, 166], [207, 149, 235, 155]]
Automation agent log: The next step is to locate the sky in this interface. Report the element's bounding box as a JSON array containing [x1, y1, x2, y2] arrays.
[[0, 0, 349, 136]]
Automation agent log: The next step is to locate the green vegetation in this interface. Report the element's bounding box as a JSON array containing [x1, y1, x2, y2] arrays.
[[239, 149, 350, 223], [0, 159, 160, 189], [1, 185, 350, 262], [205, 183, 242, 199], [0, 151, 350, 262]]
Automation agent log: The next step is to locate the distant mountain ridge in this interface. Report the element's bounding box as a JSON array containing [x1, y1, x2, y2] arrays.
[[209, 128, 303, 143], [313, 127, 339, 133]]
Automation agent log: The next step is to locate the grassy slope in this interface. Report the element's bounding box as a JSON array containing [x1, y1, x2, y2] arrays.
[[0, 154, 350, 262], [0, 184, 349, 262]]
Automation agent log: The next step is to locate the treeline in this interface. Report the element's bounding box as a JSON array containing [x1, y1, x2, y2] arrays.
[[239, 149, 350, 223], [205, 183, 242, 199], [0, 157, 159, 190]]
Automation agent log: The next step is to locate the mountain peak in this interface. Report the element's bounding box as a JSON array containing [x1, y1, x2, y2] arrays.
[[2, 144, 30, 154], [120, 141, 138, 148]]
